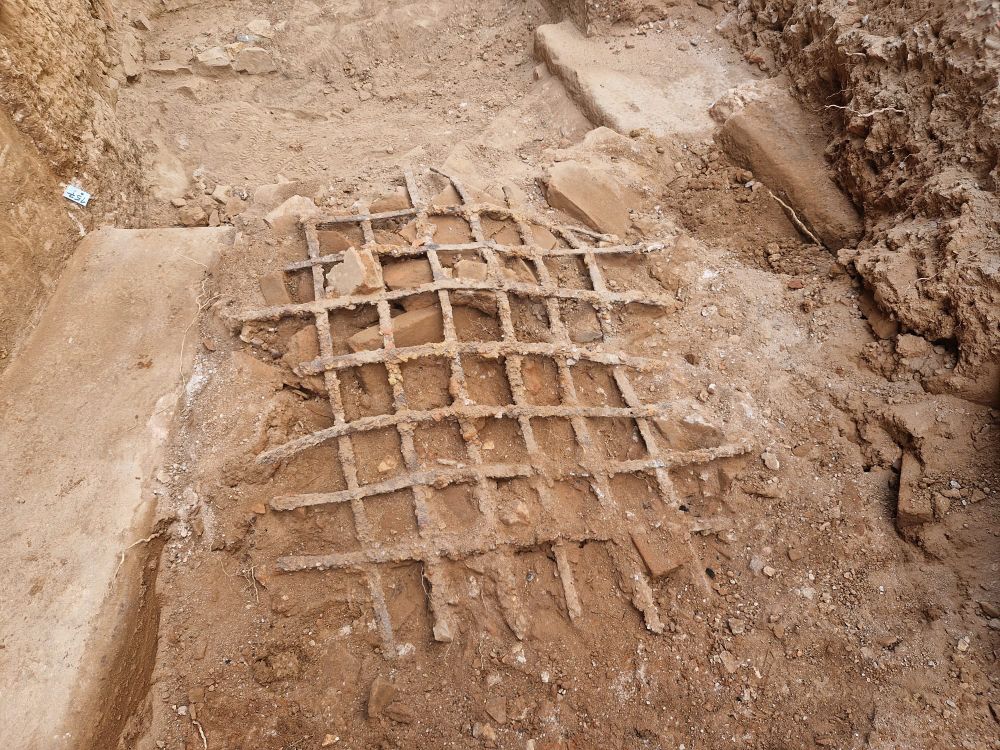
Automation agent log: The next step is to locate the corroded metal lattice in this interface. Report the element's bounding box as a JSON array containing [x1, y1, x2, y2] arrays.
[[240, 169, 750, 653]]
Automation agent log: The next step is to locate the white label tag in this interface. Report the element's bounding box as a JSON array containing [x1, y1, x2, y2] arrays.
[[63, 185, 92, 207]]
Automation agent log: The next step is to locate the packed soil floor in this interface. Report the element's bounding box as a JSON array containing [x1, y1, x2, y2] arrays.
[[38, 0, 1000, 749]]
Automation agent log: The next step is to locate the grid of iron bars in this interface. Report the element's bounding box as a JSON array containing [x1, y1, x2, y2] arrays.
[[240, 169, 749, 653]]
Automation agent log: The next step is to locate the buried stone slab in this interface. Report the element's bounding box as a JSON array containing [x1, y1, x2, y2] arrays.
[[896, 451, 932, 539], [711, 78, 863, 250]]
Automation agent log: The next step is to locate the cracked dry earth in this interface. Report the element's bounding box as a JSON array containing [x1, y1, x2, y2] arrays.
[[98, 2, 1000, 750]]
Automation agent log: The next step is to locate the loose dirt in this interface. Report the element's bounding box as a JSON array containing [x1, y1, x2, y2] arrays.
[[1, 1, 998, 749]]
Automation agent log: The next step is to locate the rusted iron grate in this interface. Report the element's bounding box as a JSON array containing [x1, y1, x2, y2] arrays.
[[240, 169, 750, 653]]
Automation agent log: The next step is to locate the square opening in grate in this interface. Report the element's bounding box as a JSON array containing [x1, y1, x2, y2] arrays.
[[462, 355, 514, 406], [353, 427, 405, 486], [543, 256, 595, 291], [366, 488, 421, 541], [317, 226, 365, 254], [400, 356, 453, 411], [550, 479, 602, 536], [571, 362, 626, 407], [453, 304, 503, 343], [519, 356, 562, 406], [609, 472, 661, 517], [533, 417, 586, 473], [474, 417, 529, 464], [588, 417, 647, 462], [425, 482, 481, 533], [560, 300, 604, 344], [340, 364, 395, 421], [413, 420, 468, 467], [495, 478, 542, 542], [263, 501, 363, 556]]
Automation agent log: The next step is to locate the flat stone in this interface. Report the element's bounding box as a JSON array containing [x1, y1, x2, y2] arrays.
[[630, 529, 683, 578], [178, 204, 208, 227], [712, 77, 863, 250], [454, 259, 489, 282], [485, 696, 507, 724], [325, 247, 383, 297], [211, 184, 231, 204], [545, 160, 630, 237], [348, 306, 443, 352], [654, 415, 724, 451], [535, 20, 748, 138], [258, 270, 291, 305], [383, 259, 435, 310], [233, 46, 277, 75]]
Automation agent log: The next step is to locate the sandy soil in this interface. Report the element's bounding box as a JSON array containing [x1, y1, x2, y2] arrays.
[[1, 0, 998, 749]]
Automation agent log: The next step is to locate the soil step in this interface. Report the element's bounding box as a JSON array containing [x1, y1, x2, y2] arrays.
[[0, 227, 233, 749]]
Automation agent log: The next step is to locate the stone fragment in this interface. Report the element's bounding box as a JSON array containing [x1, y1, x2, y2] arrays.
[[246, 19, 274, 38], [178, 204, 208, 227], [133, 13, 153, 31], [348, 306, 443, 352], [120, 34, 143, 80], [896, 451, 932, 538], [654, 415, 724, 451], [211, 184, 231, 204], [761, 451, 780, 471], [485, 696, 507, 724], [233, 47, 277, 75], [254, 180, 321, 209], [264, 195, 319, 232], [718, 650, 739, 674], [280, 326, 324, 394], [384, 702, 414, 724], [630, 529, 682, 578], [545, 160, 630, 237], [472, 723, 497, 743], [325, 248, 383, 297], [370, 187, 411, 213], [258, 271, 291, 306], [367, 676, 395, 718], [499, 500, 530, 526], [196, 46, 231, 70], [858, 289, 898, 340]]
